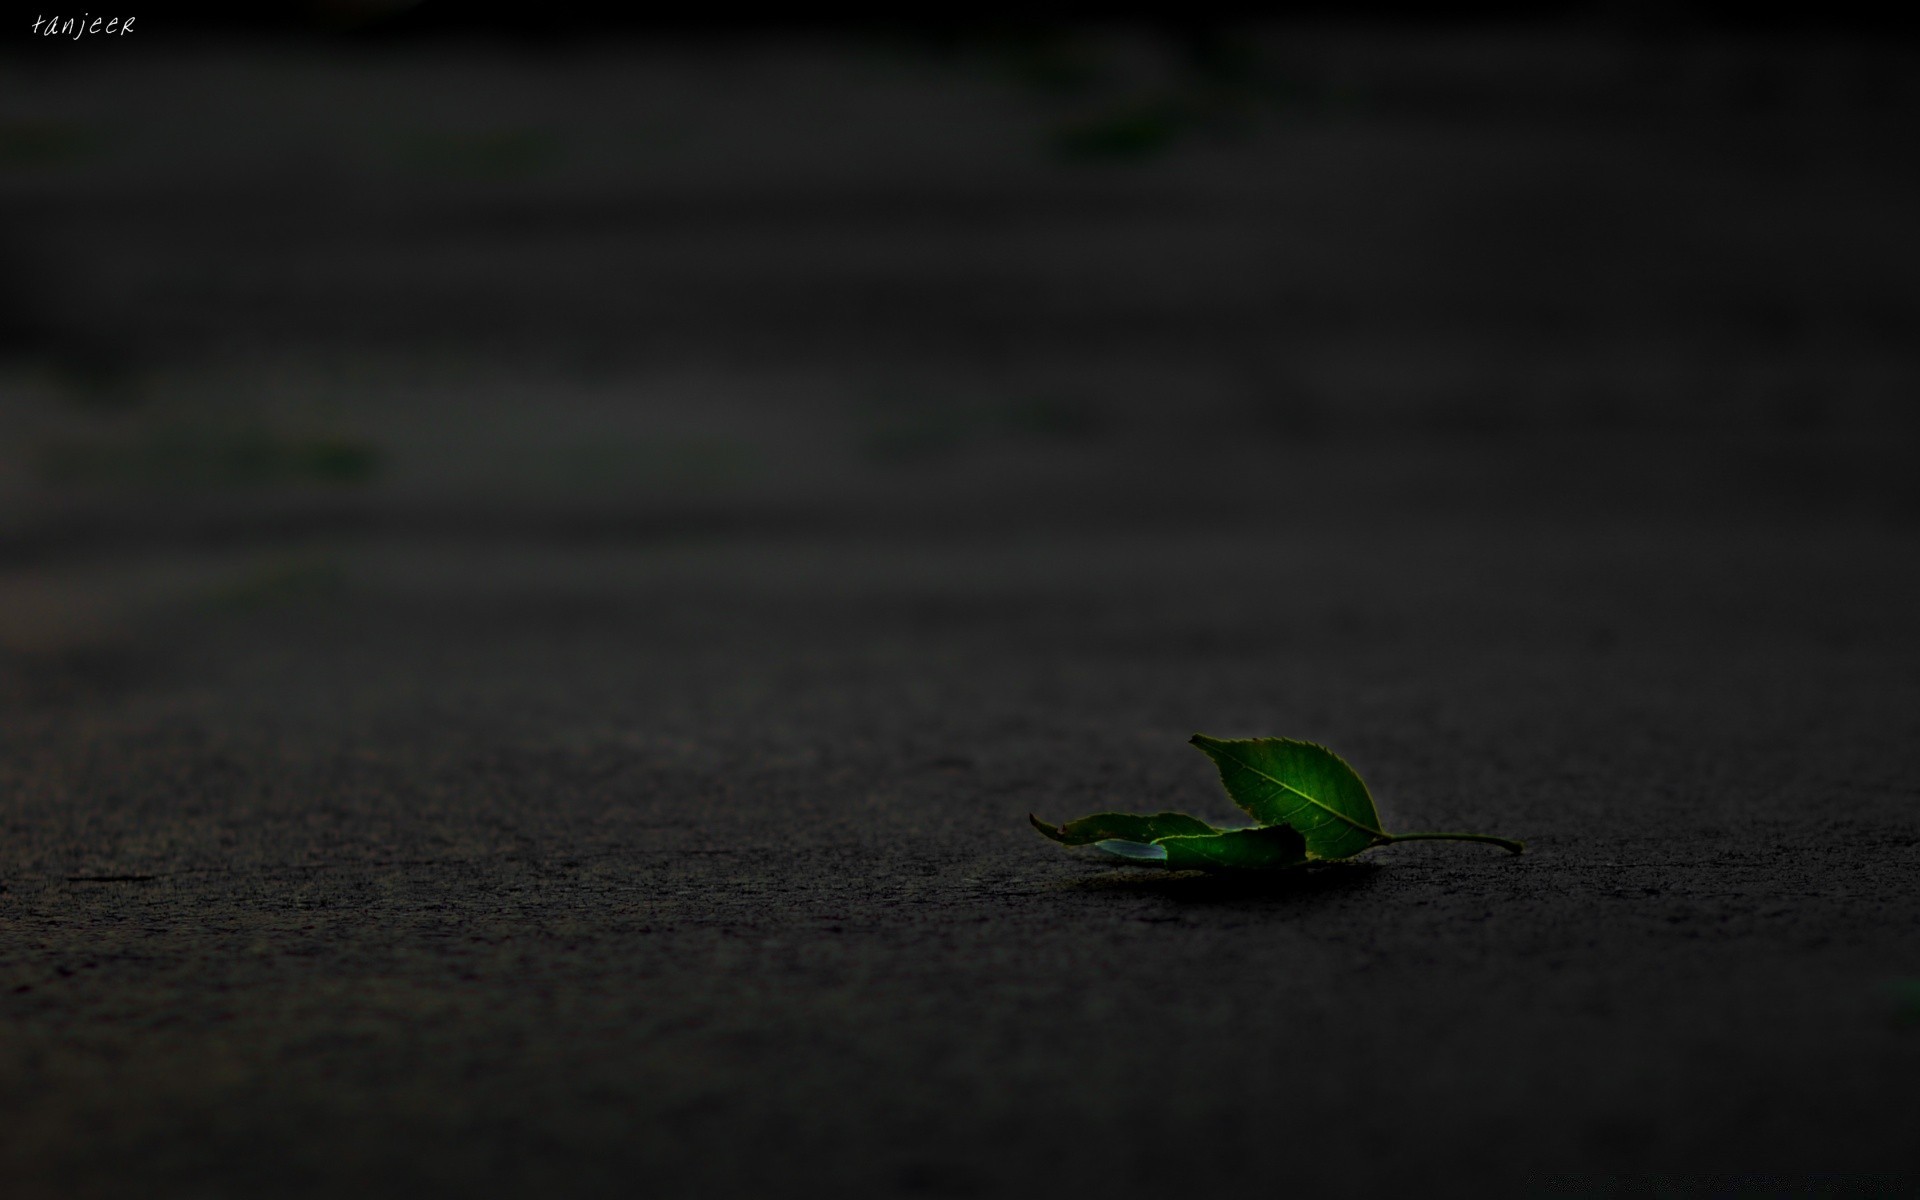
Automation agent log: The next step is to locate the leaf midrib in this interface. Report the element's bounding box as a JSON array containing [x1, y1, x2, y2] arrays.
[[1213, 741, 1386, 840]]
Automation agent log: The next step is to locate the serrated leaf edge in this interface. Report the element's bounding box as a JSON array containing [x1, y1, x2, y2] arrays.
[[1189, 733, 1390, 842]]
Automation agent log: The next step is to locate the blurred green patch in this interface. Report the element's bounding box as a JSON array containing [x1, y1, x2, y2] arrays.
[[1892, 979, 1920, 1026], [1020, 31, 1325, 165], [39, 429, 382, 490], [206, 557, 349, 613], [1050, 101, 1184, 162], [919, 27, 1326, 165], [857, 393, 1107, 464], [390, 128, 561, 179], [1048, 86, 1267, 164], [0, 120, 106, 169]]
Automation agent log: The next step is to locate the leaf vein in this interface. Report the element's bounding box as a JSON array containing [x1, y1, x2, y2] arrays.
[[1212, 743, 1386, 839]]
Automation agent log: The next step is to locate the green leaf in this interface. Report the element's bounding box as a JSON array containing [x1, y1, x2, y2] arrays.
[[1188, 734, 1387, 860], [1029, 811, 1220, 846], [1029, 735, 1523, 873]]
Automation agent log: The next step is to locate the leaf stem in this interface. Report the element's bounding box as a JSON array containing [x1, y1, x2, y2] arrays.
[[1381, 831, 1526, 855]]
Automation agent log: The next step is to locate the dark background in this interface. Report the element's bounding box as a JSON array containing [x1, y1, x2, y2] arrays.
[[3, 6, 1918, 1196]]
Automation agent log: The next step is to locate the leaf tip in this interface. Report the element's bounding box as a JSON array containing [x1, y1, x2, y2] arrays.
[[1029, 813, 1068, 843]]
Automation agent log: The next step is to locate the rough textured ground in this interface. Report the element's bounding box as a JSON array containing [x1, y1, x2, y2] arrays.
[[3, 28, 1918, 1198], [5, 476, 1916, 1197]]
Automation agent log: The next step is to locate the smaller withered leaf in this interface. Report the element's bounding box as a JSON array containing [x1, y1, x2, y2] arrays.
[[1027, 814, 1306, 870], [1157, 825, 1308, 871], [1028, 811, 1220, 846]]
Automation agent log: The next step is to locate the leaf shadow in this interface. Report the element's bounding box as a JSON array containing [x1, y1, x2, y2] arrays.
[[1063, 860, 1380, 906]]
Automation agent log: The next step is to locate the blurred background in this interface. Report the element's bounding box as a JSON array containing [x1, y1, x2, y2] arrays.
[[4, 6, 1915, 638], [4, 6, 1919, 1195]]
